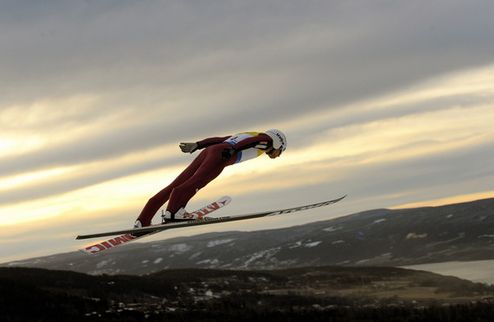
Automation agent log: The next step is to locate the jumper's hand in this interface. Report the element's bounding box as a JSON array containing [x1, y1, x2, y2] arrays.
[[222, 147, 236, 160], [179, 142, 198, 153]]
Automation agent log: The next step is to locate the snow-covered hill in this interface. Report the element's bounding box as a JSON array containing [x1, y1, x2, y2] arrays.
[[3, 198, 494, 275]]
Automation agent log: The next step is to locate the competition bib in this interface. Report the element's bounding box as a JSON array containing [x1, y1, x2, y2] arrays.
[[224, 132, 266, 164]]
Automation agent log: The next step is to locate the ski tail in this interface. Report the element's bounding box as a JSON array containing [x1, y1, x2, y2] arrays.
[[79, 196, 232, 255], [187, 196, 231, 219]]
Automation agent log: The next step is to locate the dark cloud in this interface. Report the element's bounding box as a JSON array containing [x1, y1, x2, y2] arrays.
[[2, 0, 493, 111], [2, 1, 494, 161]]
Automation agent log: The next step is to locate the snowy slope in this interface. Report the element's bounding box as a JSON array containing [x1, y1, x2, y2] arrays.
[[3, 198, 494, 275]]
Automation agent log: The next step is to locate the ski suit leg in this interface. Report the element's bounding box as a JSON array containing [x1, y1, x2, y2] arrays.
[[166, 144, 228, 215], [136, 150, 208, 226]]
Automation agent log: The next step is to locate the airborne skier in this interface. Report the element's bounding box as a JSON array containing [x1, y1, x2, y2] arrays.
[[134, 130, 287, 228], [76, 130, 345, 253]]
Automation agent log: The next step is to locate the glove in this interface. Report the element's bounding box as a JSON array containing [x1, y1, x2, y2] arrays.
[[179, 142, 199, 153], [222, 147, 236, 160]]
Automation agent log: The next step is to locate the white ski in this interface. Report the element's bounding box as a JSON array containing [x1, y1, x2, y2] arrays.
[[77, 195, 346, 242], [79, 196, 232, 255]]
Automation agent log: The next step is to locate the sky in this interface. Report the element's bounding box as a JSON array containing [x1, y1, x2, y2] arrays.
[[1, 0, 494, 263]]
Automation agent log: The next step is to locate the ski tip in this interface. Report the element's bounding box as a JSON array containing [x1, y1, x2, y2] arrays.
[[333, 195, 347, 202]]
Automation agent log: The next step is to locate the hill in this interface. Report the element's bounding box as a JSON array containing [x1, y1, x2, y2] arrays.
[[3, 197, 494, 276], [2, 266, 494, 321]]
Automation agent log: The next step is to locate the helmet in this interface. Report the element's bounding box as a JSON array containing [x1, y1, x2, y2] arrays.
[[265, 129, 287, 152]]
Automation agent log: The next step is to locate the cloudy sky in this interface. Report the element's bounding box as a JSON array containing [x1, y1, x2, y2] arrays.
[[1, 0, 494, 263]]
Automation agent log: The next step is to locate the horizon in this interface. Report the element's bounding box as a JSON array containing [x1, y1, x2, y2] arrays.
[[3, 194, 493, 265]]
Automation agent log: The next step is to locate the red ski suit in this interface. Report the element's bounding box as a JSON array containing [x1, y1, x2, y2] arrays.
[[137, 133, 273, 226]]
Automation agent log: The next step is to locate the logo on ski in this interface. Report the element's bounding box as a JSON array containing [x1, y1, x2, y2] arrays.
[[183, 200, 227, 219], [79, 196, 232, 255], [83, 234, 137, 254]]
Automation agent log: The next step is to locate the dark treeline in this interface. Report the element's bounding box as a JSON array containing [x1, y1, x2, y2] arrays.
[[3, 298, 494, 322], [2, 267, 494, 322]]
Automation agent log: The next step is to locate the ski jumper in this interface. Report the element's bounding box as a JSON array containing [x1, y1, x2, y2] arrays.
[[137, 132, 273, 226]]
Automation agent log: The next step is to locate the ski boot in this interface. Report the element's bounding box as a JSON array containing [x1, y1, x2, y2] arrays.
[[161, 208, 197, 224]]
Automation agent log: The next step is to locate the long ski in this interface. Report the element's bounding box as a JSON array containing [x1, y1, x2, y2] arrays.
[[77, 195, 346, 241], [79, 196, 232, 255]]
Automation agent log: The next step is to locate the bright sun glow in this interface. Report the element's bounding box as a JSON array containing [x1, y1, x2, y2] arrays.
[[0, 167, 73, 191], [0, 138, 14, 152], [393, 190, 494, 209]]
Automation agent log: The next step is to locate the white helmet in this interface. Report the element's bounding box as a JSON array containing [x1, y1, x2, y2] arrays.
[[265, 129, 287, 152]]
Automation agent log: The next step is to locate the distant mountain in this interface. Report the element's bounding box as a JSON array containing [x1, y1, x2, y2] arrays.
[[3, 198, 494, 275], [2, 266, 494, 321]]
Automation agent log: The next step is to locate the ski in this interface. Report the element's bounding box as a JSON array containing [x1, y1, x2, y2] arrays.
[[79, 196, 232, 255], [77, 195, 346, 241]]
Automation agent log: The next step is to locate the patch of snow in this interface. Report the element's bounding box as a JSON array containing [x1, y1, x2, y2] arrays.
[[154, 258, 163, 264], [305, 241, 322, 248], [207, 238, 235, 248], [479, 234, 494, 238], [323, 226, 342, 232], [96, 260, 112, 268], [249, 276, 268, 283], [406, 233, 428, 240], [196, 259, 219, 265], [169, 243, 191, 253], [373, 218, 386, 224], [446, 214, 454, 219], [7, 261, 30, 267], [141, 260, 149, 264], [189, 252, 202, 260], [289, 241, 303, 249], [332, 240, 345, 245], [243, 247, 281, 267]]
